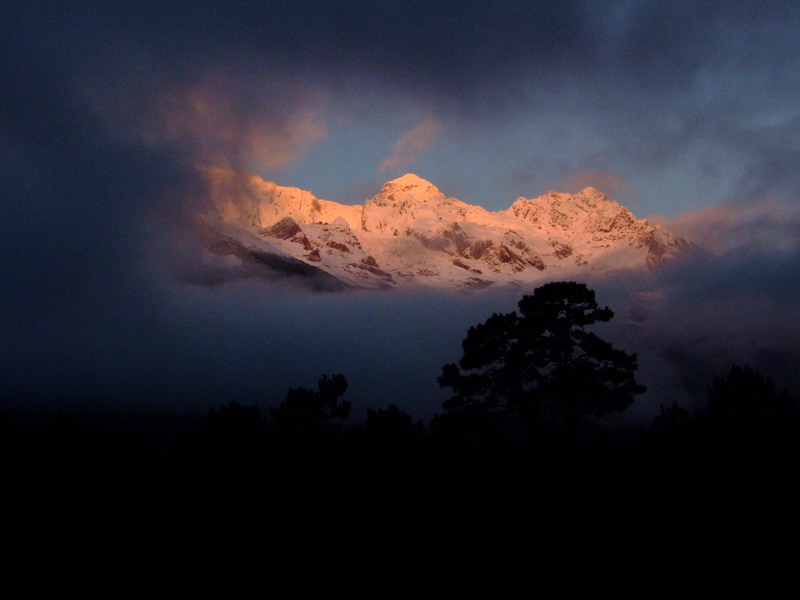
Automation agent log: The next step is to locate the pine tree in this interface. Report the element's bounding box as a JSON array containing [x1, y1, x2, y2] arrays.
[[439, 282, 645, 429]]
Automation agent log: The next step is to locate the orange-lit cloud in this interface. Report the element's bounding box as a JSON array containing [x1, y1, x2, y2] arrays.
[[143, 83, 327, 171], [650, 199, 800, 254], [379, 118, 443, 171], [245, 109, 327, 170]]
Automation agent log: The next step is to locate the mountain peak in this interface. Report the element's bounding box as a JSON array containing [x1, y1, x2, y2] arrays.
[[205, 169, 695, 289], [386, 173, 434, 187], [579, 186, 604, 197], [576, 187, 615, 207], [539, 187, 610, 205], [376, 173, 448, 201], [369, 174, 448, 208], [362, 174, 457, 233]]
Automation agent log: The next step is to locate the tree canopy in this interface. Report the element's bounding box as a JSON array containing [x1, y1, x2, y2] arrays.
[[271, 373, 350, 436], [439, 281, 645, 429]]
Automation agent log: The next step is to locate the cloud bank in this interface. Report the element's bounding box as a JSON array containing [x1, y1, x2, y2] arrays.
[[653, 200, 800, 255]]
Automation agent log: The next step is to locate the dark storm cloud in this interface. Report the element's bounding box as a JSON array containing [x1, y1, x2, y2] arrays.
[[725, 117, 800, 203], [7, 1, 799, 174], [0, 28, 193, 312], [82, 1, 592, 93], [554, 2, 800, 207], [3, 1, 592, 99], [6, 1, 798, 108]]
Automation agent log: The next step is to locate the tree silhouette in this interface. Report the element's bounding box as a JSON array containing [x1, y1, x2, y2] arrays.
[[439, 281, 645, 429], [202, 400, 270, 458], [707, 365, 793, 418], [204, 400, 265, 432], [652, 401, 692, 433], [702, 365, 795, 439], [271, 374, 351, 436], [362, 405, 424, 444]]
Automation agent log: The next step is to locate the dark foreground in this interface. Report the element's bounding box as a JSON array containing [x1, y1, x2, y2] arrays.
[[2, 406, 798, 598]]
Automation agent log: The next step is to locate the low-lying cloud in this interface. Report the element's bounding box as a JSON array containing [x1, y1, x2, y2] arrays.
[[652, 200, 800, 255]]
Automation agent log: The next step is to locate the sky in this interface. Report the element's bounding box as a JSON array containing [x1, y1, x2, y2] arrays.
[[2, 1, 800, 419]]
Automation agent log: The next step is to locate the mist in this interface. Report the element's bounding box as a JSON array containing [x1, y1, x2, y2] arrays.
[[3, 235, 799, 424]]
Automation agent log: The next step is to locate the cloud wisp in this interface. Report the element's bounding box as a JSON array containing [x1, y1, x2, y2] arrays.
[[379, 118, 444, 172], [156, 87, 328, 171]]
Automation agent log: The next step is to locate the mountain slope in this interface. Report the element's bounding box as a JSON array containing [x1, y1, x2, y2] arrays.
[[202, 170, 695, 290]]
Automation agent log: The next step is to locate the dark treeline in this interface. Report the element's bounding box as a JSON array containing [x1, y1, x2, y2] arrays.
[[1, 367, 798, 597], [2, 284, 799, 597]]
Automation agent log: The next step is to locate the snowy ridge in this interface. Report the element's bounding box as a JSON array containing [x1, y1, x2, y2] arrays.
[[203, 169, 695, 289]]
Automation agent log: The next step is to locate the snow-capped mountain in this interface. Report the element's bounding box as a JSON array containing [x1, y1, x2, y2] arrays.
[[200, 170, 694, 290]]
